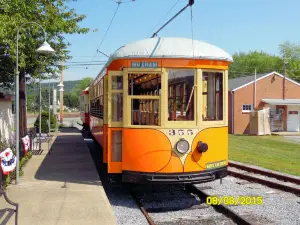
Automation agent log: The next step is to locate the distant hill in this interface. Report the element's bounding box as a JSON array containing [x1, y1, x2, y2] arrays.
[[27, 80, 80, 94]]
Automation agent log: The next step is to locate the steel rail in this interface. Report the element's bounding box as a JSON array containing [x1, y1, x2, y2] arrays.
[[129, 190, 156, 225], [228, 161, 300, 185], [228, 169, 300, 195], [187, 185, 253, 225]]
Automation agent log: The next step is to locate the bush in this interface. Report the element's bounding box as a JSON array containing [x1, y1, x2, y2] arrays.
[[34, 111, 57, 133]]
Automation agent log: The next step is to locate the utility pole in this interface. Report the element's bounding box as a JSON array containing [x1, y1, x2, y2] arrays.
[[58, 61, 64, 123], [53, 87, 56, 116], [254, 68, 256, 110], [283, 60, 288, 100]]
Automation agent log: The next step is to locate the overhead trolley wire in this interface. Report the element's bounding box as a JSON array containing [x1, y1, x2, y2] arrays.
[[151, 0, 194, 38], [147, 0, 181, 38], [110, 0, 136, 4], [87, 2, 122, 69]]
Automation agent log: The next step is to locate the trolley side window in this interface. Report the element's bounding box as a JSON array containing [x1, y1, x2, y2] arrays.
[[89, 80, 104, 119], [202, 72, 223, 121], [128, 73, 161, 126], [111, 75, 123, 122], [168, 69, 195, 121], [99, 79, 104, 119]]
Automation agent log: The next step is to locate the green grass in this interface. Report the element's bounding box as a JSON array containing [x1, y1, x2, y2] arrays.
[[229, 135, 300, 176]]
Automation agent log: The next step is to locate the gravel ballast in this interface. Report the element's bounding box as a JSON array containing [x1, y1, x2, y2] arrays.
[[196, 176, 300, 225]]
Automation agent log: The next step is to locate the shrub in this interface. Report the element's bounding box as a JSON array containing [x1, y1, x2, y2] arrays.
[[34, 111, 57, 133]]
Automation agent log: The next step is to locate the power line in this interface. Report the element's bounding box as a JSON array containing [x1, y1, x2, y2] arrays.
[[88, 2, 121, 69], [151, 0, 194, 38], [147, 0, 181, 38], [110, 0, 136, 4], [65, 61, 107, 64]]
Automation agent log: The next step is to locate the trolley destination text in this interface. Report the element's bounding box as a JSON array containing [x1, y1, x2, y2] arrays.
[[131, 62, 158, 68]]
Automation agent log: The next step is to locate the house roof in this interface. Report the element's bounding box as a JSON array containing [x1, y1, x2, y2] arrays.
[[229, 71, 300, 92], [262, 99, 300, 105], [228, 73, 269, 91]]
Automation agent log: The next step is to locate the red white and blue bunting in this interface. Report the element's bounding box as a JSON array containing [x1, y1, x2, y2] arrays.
[[0, 148, 16, 175], [21, 135, 30, 155]]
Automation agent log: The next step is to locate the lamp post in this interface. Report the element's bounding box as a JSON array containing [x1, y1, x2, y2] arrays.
[[16, 22, 55, 184]]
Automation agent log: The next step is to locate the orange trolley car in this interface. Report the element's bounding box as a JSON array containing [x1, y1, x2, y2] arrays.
[[80, 87, 90, 130], [82, 37, 233, 184]]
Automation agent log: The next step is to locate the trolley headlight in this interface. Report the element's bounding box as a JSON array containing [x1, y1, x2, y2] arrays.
[[176, 139, 189, 154], [197, 141, 208, 153]]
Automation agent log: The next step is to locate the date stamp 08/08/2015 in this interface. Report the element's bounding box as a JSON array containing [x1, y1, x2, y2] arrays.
[[206, 196, 263, 206]]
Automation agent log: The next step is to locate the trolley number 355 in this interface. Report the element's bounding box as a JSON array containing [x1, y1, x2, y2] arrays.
[[168, 129, 193, 136]]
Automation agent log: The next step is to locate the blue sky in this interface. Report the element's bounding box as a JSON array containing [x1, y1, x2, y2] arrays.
[[62, 0, 300, 81]]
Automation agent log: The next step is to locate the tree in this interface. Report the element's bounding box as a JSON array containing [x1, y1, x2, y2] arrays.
[[229, 43, 300, 82], [0, 0, 89, 138], [280, 42, 300, 82], [63, 92, 79, 109], [229, 51, 283, 78], [72, 77, 93, 96]]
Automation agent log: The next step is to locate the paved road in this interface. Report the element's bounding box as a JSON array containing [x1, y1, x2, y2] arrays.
[[284, 136, 300, 144], [26, 116, 81, 126]]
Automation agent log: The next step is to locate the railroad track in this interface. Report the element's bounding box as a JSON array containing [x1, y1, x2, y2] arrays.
[[129, 185, 255, 225], [228, 161, 300, 195]]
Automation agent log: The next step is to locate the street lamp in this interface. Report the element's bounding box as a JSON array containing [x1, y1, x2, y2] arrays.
[[16, 22, 55, 184]]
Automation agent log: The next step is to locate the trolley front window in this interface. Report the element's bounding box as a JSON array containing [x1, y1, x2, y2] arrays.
[[128, 73, 161, 126], [202, 72, 223, 121], [168, 69, 195, 121]]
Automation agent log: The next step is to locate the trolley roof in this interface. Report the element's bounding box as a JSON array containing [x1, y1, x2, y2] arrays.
[[111, 37, 233, 62], [92, 37, 233, 86], [80, 87, 89, 95]]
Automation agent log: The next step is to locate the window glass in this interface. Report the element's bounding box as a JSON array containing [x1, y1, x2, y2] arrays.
[[89, 79, 104, 119], [242, 104, 252, 112], [112, 76, 123, 90], [202, 72, 223, 121], [111, 130, 122, 162], [128, 73, 161, 95], [128, 73, 160, 126], [111, 93, 123, 122], [131, 99, 159, 126], [168, 69, 195, 121]]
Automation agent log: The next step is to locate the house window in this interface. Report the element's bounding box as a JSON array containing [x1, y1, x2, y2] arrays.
[[242, 104, 252, 112]]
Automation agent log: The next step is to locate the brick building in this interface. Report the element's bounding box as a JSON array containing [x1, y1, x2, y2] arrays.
[[228, 71, 300, 134]]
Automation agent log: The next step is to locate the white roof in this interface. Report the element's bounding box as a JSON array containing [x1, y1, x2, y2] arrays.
[[92, 37, 233, 85], [111, 37, 233, 61], [262, 99, 300, 105]]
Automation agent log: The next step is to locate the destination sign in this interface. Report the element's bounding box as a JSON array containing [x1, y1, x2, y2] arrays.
[[131, 62, 158, 68]]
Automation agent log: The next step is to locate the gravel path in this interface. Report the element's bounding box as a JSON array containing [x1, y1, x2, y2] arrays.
[[104, 184, 149, 225]]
